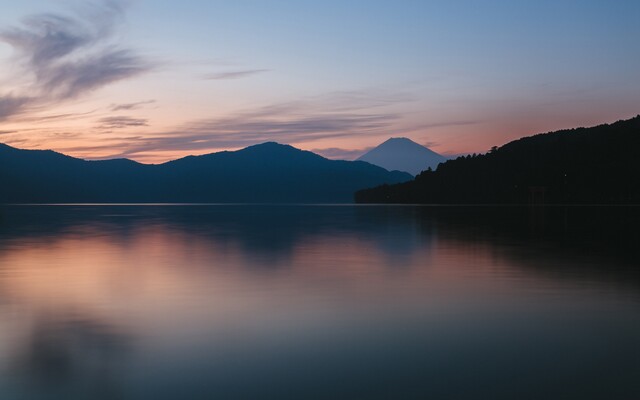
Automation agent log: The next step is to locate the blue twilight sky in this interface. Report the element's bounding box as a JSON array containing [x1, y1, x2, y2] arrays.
[[0, 0, 638, 162]]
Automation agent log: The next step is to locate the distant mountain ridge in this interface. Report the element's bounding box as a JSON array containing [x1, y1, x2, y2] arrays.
[[0, 142, 411, 203], [356, 116, 640, 204], [357, 137, 447, 176]]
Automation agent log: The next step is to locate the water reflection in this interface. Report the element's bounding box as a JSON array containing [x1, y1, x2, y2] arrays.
[[10, 311, 129, 400], [0, 205, 638, 399]]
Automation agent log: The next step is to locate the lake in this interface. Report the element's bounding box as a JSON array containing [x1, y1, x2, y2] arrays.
[[0, 205, 638, 399]]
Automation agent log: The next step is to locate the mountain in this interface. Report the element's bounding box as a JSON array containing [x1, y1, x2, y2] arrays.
[[355, 116, 640, 204], [0, 142, 411, 203], [357, 137, 447, 176]]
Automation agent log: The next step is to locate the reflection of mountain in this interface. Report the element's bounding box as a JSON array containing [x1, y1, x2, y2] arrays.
[[0, 205, 639, 399], [357, 137, 447, 176], [357, 116, 640, 204], [0, 205, 426, 266], [0, 205, 638, 272], [0, 142, 411, 203], [9, 311, 130, 399], [414, 206, 640, 271]]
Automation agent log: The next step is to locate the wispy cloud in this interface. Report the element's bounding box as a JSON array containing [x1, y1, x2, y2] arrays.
[[37, 49, 149, 99], [203, 69, 269, 80], [0, 0, 152, 120], [311, 147, 374, 160], [111, 110, 396, 158], [63, 92, 403, 160], [0, 95, 32, 121], [420, 140, 440, 148], [16, 109, 98, 124], [414, 120, 479, 131], [97, 116, 149, 130], [109, 100, 156, 111]]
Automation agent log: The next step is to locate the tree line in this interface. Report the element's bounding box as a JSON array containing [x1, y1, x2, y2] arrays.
[[355, 115, 640, 204]]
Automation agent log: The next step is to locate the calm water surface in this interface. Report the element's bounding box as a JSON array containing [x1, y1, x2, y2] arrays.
[[0, 205, 638, 399]]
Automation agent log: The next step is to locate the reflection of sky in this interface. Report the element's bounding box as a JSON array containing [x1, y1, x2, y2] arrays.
[[0, 1, 639, 163], [0, 205, 639, 398], [0, 206, 640, 399]]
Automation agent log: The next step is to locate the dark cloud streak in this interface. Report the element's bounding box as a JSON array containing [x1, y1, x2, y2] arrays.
[[97, 116, 148, 130], [38, 49, 150, 99], [57, 91, 457, 161], [0, 0, 151, 120], [110, 100, 156, 111], [0, 95, 32, 121], [203, 69, 269, 80], [16, 109, 98, 123], [100, 99, 399, 158]]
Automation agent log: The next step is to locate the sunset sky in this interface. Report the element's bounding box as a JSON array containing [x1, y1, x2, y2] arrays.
[[1, 0, 639, 163]]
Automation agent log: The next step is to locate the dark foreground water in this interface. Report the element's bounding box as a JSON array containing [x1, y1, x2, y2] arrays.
[[0, 205, 638, 400]]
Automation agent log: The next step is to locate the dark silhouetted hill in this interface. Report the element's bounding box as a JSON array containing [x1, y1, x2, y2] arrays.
[[0, 142, 411, 203], [357, 137, 447, 176], [355, 116, 640, 204]]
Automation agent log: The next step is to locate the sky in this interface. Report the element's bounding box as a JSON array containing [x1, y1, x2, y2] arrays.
[[0, 0, 639, 163]]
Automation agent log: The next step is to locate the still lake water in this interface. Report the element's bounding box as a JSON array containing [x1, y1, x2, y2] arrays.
[[0, 205, 638, 399]]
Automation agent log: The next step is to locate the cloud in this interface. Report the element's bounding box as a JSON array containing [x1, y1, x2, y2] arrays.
[[311, 147, 374, 160], [10, 88, 413, 163], [70, 94, 400, 159], [421, 140, 440, 148], [16, 109, 98, 124], [0, 130, 18, 135], [203, 69, 269, 80], [0, 95, 32, 121], [38, 49, 150, 99], [109, 100, 156, 111], [0, 0, 151, 119], [97, 116, 148, 130], [415, 120, 479, 130], [114, 112, 396, 158]]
